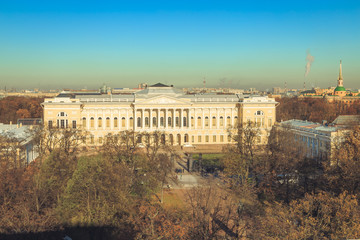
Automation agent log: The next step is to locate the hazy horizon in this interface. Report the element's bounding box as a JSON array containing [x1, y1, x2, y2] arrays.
[[1, 0, 359, 90]]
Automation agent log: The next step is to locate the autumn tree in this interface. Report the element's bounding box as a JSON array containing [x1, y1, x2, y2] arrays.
[[253, 191, 360, 240], [58, 155, 133, 227], [324, 126, 360, 195], [222, 121, 262, 186]]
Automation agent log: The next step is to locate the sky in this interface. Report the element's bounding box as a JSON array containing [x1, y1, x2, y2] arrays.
[[0, 0, 359, 90]]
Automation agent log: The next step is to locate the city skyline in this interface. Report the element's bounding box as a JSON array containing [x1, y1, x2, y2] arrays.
[[1, 0, 360, 90]]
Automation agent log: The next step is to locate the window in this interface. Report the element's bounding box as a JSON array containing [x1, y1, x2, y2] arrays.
[[122, 117, 126, 127], [255, 110, 264, 116], [212, 116, 216, 127], [137, 117, 141, 127], [191, 117, 194, 127], [168, 117, 172, 126], [72, 120, 76, 129], [152, 117, 157, 127], [114, 117, 118, 128], [268, 118, 272, 127], [220, 135, 224, 142], [205, 135, 209, 142], [160, 117, 164, 126], [205, 117, 209, 127], [98, 117, 102, 128], [234, 116, 238, 126], [82, 117, 86, 128], [227, 135, 231, 142], [99, 137, 103, 144], [183, 117, 187, 127], [61, 119, 65, 128], [198, 136, 202, 143], [197, 117, 201, 127], [227, 116, 231, 126], [192, 136, 195, 143], [213, 135, 216, 142], [90, 135, 94, 144], [130, 117, 134, 127], [175, 117, 179, 127], [220, 116, 224, 127], [106, 117, 110, 128], [90, 117, 94, 128], [48, 120, 53, 129], [145, 117, 149, 127]]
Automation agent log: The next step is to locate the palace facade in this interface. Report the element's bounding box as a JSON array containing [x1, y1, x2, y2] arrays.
[[41, 83, 278, 146]]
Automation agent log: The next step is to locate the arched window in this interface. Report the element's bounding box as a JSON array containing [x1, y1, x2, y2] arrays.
[[98, 117, 102, 128], [114, 117, 118, 128], [130, 117, 134, 127], [145, 117, 149, 127], [98, 137, 103, 144], [255, 110, 264, 116], [175, 117, 179, 127], [122, 117, 126, 127], [212, 116, 216, 127], [82, 117, 86, 128], [205, 117, 209, 127], [90, 117, 94, 128], [57, 112, 68, 117], [152, 117, 157, 127], [90, 135, 94, 144], [106, 117, 110, 128], [183, 117, 187, 127], [220, 116, 224, 127], [191, 117, 194, 127], [160, 117, 164, 127], [168, 117, 172, 126], [137, 117, 141, 127], [227, 116, 231, 126], [197, 117, 201, 127], [234, 116, 238, 126]]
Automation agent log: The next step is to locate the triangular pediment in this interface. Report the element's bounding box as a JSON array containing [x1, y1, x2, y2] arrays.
[[135, 95, 191, 106]]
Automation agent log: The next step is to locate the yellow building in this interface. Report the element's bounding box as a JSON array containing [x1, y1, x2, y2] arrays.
[[41, 83, 278, 146]]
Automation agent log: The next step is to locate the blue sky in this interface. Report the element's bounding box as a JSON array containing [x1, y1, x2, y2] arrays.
[[0, 0, 359, 90]]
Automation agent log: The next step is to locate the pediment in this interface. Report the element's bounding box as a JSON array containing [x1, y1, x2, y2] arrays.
[[135, 95, 191, 106]]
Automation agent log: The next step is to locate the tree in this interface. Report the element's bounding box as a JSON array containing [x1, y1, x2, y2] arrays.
[[324, 126, 360, 195], [253, 191, 360, 240], [58, 155, 133, 226], [222, 121, 262, 186]]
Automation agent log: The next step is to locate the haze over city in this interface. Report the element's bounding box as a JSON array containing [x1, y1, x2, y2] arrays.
[[0, 0, 359, 90]]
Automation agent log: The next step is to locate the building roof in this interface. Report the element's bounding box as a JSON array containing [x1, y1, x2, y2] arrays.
[[332, 115, 360, 126], [150, 83, 170, 87], [0, 123, 32, 144], [334, 86, 346, 92]]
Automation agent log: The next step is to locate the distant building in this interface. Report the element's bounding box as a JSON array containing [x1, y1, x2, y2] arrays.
[[275, 115, 360, 161], [300, 60, 360, 103], [42, 83, 278, 147], [0, 123, 38, 165]]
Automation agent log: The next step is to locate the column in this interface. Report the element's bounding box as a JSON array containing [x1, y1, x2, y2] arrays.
[[216, 108, 220, 129], [165, 109, 168, 128], [150, 108, 153, 130], [173, 109, 176, 128], [188, 109, 191, 130], [180, 108, 183, 129], [195, 109, 197, 129], [202, 110, 205, 129], [133, 106, 136, 131], [157, 109, 161, 128]]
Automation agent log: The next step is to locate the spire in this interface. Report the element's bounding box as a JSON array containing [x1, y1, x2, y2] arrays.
[[338, 60, 343, 81]]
